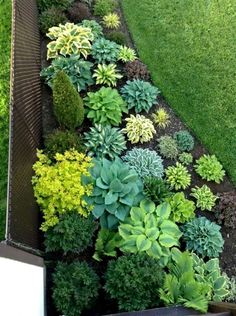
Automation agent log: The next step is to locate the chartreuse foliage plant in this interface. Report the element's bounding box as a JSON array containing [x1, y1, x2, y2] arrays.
[[93, 0, 117, 17], [195, 154, 225, 183], [93, 228, 122, 261], [182, 216, 224, 258], [122, 114, 156, 144], [53, 261, 100, 316], [144, 177, 172, 205], [167, 192, 195, 224], [174, 130, 194, 152], [93, 63, 123, 87], [178, 152, 193, 166], [41, 56, 94, 92], [85, 157, 143, 229], [47, 23, 94, 59], [118, 46, 137, 62], [92, 37, 120, 63], [121, 79, 160, 113], [53, 71, 84, 129], [123, 148, 164, 179], [103, 13, 121, 29], [44, 213, 96, 254], [119, 201, 182, 266], [158, 135, 179, 160], [152, 108, 170, 129], [84, 87, 127, 126], [192, 253, 229, 301], [165, 162, 191, 190], [32, 150, 93, 231], [84, 124, 126, 160], [104, 254, 164, 312], [191, 185, 218, 211], [81, 20, 103, 40], [160, 248, 209, 313]]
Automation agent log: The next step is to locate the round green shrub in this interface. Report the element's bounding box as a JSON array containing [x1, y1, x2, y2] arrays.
[[174, 130, 194, 152], [165, 162, 191, 190], [44, 213, 96, 253], [44, 129, 85, 159], [53, 261, 100, 316], [158, 135, 179, 159], [104, 254, 164, 311], [144, 177, 172, 205], [106, 31, 128, 45], [195, 154, 225, 183], [93, 0, 117, 17], [53, 71, 84, 130], [68, 2, 91, 23], [39, 7, 68, 34], [37, 0, 72, 12]]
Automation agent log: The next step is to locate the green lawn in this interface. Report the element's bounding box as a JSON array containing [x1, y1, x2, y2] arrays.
[[122, 0, 236, 185], [0, 0, 11, 239]]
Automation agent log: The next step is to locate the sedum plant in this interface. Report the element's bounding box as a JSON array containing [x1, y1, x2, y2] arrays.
[[119, 201, 182, 266], [93, 63, 123, 87], [93, 0, 117, 17], [41, 55, 94, 92], [118, 46, 137, 62], [191, 185, 218, 211], [144, 177, 173, 205], [123, 148, 164, 179], [178, 152, 193, 166], [47, 23, 94, 59], [104, 254, 164, 312], [92, 37, 120, 63], [158, 135, 179, 160], [167, 192, 195, 224], [122, 114, 156, 144], [103, 13, 120, 29], [84, 87, 127, 126], [84, 124, 126, 160], [85, 157, 143, 229], [174, 130, 194, 152], [32, 150, 93, 231], [195, 154, 225, 183], [152, 108, 170, 129], [121, 79, 160, 113], [165, 162, 191, 190], [182, 216, 224, 258], [125, 59, 150, 81], [80, 20, 103, 40]]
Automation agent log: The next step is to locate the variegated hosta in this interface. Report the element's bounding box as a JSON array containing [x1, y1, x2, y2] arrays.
[[93, 64, 123, 87], [118, 200, 182, 266], [47, 23, 94, 59]]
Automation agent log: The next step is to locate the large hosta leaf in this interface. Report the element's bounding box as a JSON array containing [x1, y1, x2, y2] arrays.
[[136, 235, 151, 251], [147, 241, 163, 259], [140, 199, 155, 213], [159, 233, 179, 248], [130, 206, 146, 222], [156, 202, 171, 219], [105, 191, 118, 205], [110, 178, 123, 193], [160, 220, 182, 238]]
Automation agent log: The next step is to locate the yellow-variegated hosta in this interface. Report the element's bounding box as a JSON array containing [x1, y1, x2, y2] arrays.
[[93, 64, 123, 87], [103, 13, 121, 29], [118, 46, 137, 62]]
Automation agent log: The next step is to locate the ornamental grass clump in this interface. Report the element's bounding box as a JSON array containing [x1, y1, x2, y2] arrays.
[[84, 87, 127, 126], [84, 124, 126, 159], [174, 130, 194, 152], [103, 13, 120, 29], [123, 148, 164, 179], [92, 37, 120, 63], [121, 79, 160, 113], [167, 192, 195, 224], [105, 254, 164, 312], [195, 154, 225, 183], [93, 63, 123, 87], [152, 108, 170, 129], [144, 177, 172, 205], [158, 135, 179, 159], [122, 114, 156, 144], [118, 46, 137, 62], [32, 150, 93, 231], [165, 162, 191, 190], [190, 185, 218, 211], [182, 216, 224, 258]]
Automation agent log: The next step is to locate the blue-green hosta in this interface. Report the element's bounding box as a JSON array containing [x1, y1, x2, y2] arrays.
[[92, 37, 120, 63], [85, 157, 143, 229], [80, 20, 103, 40], [119, 200, 182, 266]]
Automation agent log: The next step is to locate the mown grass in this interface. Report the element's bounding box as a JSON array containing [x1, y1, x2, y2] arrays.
[[122, 0, 236, 185], [0, 0, 11, 239]]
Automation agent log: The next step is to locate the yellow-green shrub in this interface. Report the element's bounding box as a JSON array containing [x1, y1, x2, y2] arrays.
[[32, 150, 93, 231]]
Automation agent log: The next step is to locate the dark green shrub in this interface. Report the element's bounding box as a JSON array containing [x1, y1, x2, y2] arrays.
[[39, 7, 68, 34], [106, 31, 127, 45], [53, 261, 100, 316], [44, 213, 96, 253], [53, 71, 84, 129], [68, 2, 91, 23], [93, 0, 117, 17], [104, 254, 164, 311], [174, 130, 194, 152], [37, 0, 72, 12], [144, 177, 172, 204], [45, 129, 85, 159]]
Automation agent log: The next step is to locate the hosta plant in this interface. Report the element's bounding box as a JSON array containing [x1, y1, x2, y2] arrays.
[[122, 114, 156, 144], [81, 20, 103, 40], [93, 0, 117, 17], [121, 79, 160, 113], [118, 46, 137, 62], [41, 56, 94, 92], [32, 150, 93, 231], [84, 124, 126, 159], [182, 216, 224, 258], [125, 59, 150, 81], [103, 13, 120, 29], [84, 87, 127, 126], [92, 37, 120, 63], [47, 23, 94, 59], [144, 177, 173, 205], [165, 162, 191, 190], [190, 185, 218, 211], [119, 201, 182, 266], [195, 154, 225, 183], [167, 192, 195, 224], [123, 148, 164, 179], [174, 130, 194, 152], [152, 108, 170, 129], [178, 152, 193, 166], [158, 135, 179, 160], [93, 63, 123, 87], [85, 157, 143, 229]]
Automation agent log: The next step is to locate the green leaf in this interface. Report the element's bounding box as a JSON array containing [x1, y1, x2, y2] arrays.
[[159, 233, 179, 248], [105, 191, 118, 205], [214, 276, 226, 290], [145, 227, 160, 241], [131, 226, 145, 235], [160, 220, 182, 238], [140, 199, 156, 213], [110, 178, 123, 192], [115, 205, 130, 221], [123, 173, 138, 182], [119, 224, 133, 239], [130, 206, 146, 222], [96, 177, 109, 189], [92, 204, 105, 218], [147, 241, 163, 258], [156, 202, 171, 219], [136, 235, 151, 251], [121, 236, 138, 253], [145, 213, 157, 229], [107, 214, 119, 229]]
